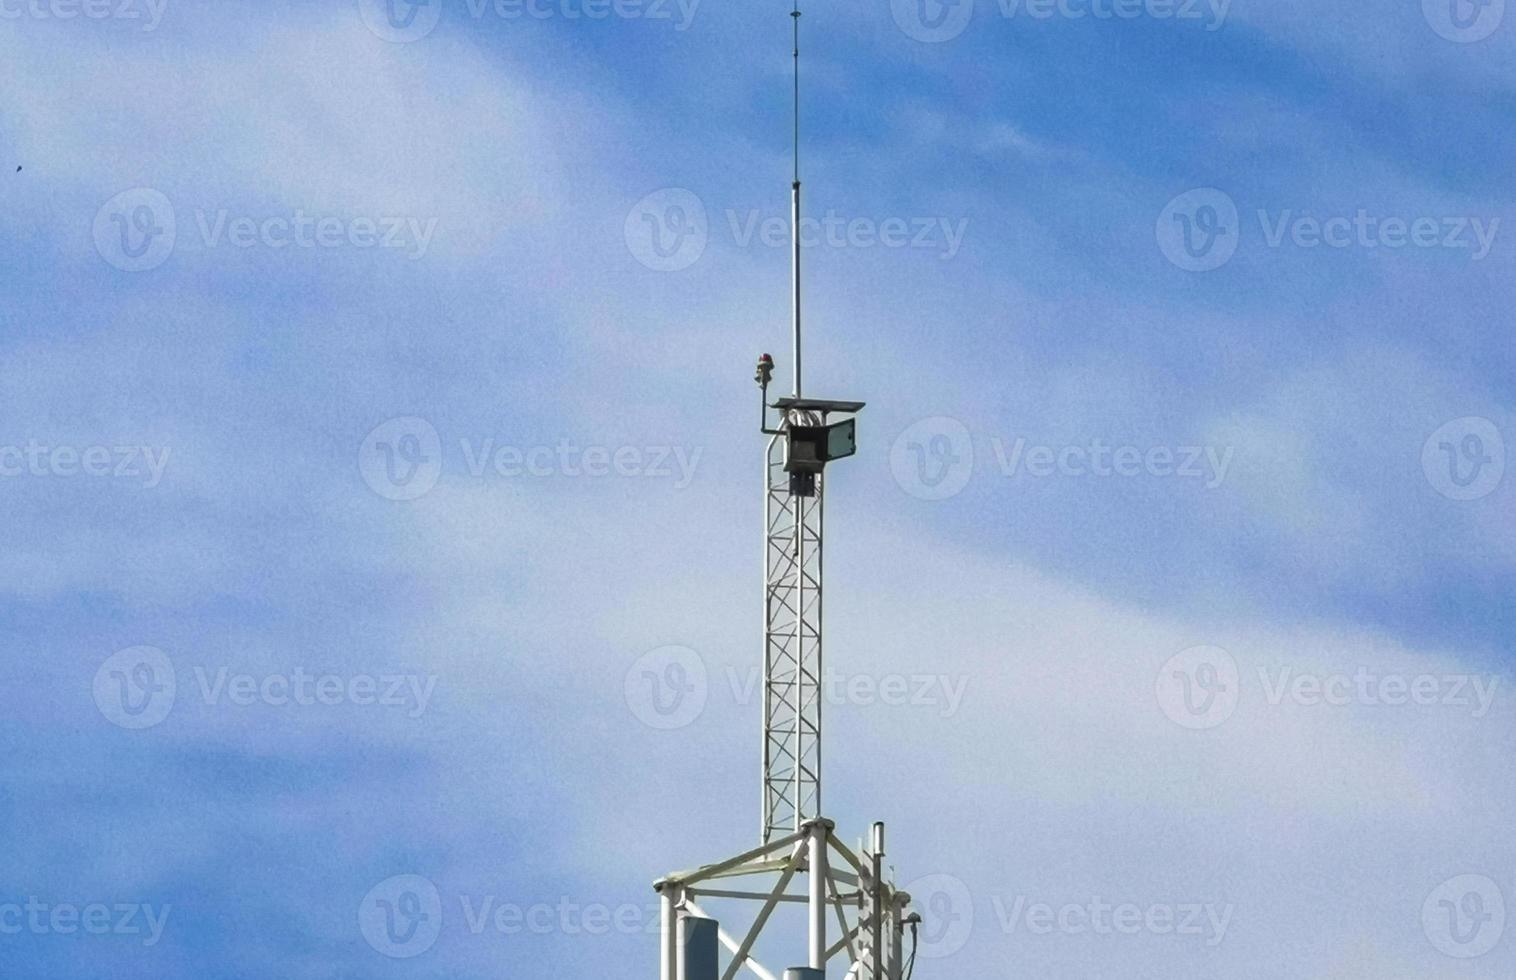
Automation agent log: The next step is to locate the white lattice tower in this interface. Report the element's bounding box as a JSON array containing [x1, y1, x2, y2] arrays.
[[763, 418, 825, 841]]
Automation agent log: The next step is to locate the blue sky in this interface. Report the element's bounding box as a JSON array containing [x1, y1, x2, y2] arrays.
[[0, 0, 1513, 976]]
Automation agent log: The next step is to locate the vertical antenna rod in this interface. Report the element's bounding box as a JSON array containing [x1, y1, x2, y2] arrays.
[[790, 0, 803, 398]]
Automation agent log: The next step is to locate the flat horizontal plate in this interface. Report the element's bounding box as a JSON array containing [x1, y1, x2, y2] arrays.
[[772, 396, 866, 414]]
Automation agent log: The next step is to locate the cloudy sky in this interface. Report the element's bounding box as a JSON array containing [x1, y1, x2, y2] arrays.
[[0, 0, 1513, 976]]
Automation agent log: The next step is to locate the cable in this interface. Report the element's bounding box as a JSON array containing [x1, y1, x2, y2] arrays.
[[904, 920, 919, 980]]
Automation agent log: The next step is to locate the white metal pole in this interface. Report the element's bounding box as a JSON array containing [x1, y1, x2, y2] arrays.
[[808, 823, 828, 972], [871, 823, 885, 980], [791, 179, 802, 398], [660, 884, 681, 980], [888, 900, 904, 980], [790, 2, 803, 399]]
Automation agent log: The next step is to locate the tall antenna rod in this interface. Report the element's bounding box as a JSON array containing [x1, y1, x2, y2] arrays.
[[790, 0, 803, 398]]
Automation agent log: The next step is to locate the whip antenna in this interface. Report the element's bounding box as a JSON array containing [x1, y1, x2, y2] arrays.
[[790, 0, 803, 398]]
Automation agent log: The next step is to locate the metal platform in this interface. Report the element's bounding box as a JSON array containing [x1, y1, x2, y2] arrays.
[[771, 397, 867, 416]]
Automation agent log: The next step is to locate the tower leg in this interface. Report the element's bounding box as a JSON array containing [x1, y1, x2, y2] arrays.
[[660, 884, 682, 980], [808, 823, 827, 972], [888, 898, 904, 980]]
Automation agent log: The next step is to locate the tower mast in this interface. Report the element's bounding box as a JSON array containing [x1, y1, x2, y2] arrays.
[[654, 7, 918, 978]]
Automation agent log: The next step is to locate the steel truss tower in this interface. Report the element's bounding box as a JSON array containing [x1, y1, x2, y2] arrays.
[[763, 420, 823, 840], [653, 4, 919, 978]]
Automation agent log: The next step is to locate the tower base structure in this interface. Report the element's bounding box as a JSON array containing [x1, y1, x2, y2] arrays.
[[655, 819, 915, 980]]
